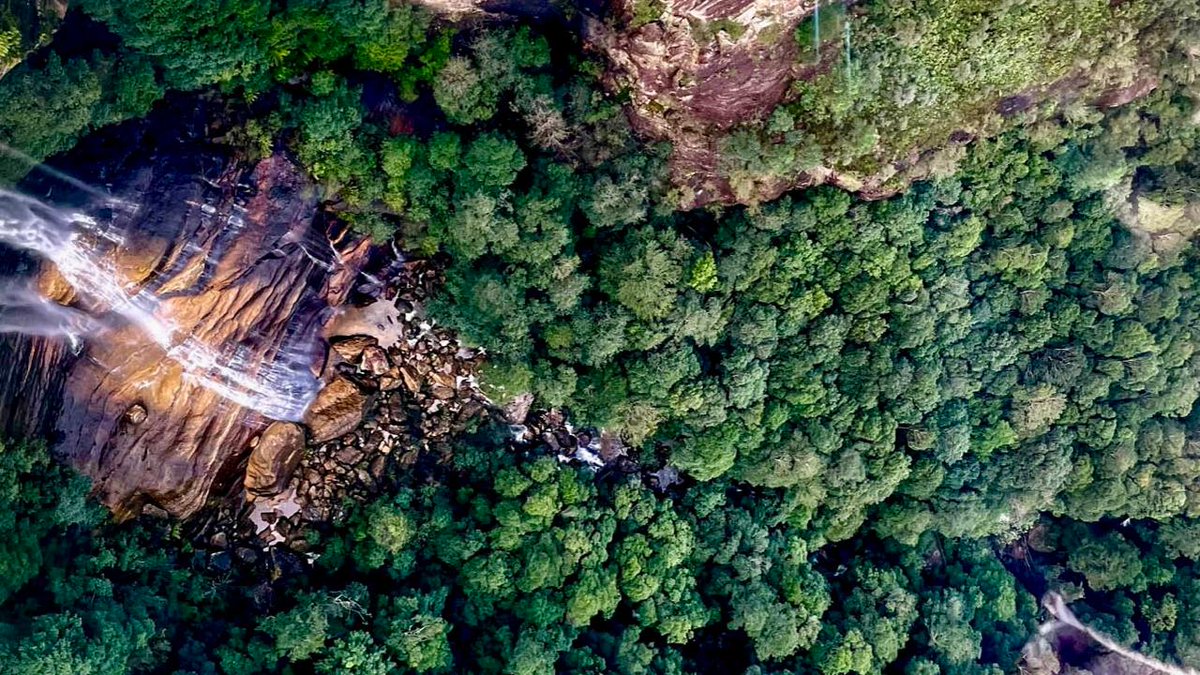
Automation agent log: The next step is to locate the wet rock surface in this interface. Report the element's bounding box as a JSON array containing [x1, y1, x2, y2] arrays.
[[0, 109, 366, 520], [191, 255, 641, 557]]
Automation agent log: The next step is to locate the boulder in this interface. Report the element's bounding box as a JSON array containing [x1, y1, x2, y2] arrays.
[[360, 345, 390, 376], [504, 392, 534, 425], [245, 422, 306, 497], [124, 403, 147, 426], [305, 377, 368, 443], [331, 335, 377, 362]]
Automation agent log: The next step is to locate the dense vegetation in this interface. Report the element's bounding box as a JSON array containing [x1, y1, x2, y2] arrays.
[[729, 0, 1200, 201], [2, 0, 1200, 673], [0, 434, 1047, 674]]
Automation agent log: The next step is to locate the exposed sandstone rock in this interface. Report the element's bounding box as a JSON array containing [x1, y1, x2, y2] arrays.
[[599, 429, 627, 462], [377, 367, 404, 392], [0, 332, 71, 438], [50, 151, 355, 520], [410, 1, 1164, 209], [398, 365, 421, 393], [304, 377, 369, 444], [587, 0, 810, 205], [124, 404, 147, 426], [504, 392, 535, 425], [245, 422, 306, 497], [325, 298, 406, 349], [360, 345, 390, 376], [0, 109, 367, 520], [409, 0, 811, 207], [331, 335, 377, 362], [1095, 76, 1160, 110]]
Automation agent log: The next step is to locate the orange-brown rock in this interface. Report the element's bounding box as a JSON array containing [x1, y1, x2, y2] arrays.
[[409, 0, 811, 208], [245, 422, 306, 497], [49, 152, 353, 520], [304, 377, 369, 444], [360, 345, 390, 376], [331, 335, 378, 362], [410, 1, 1168, 209]]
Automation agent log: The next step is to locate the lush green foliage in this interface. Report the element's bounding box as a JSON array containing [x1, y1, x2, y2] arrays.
[[4, 1, 1200, 672], [0, 51, 162, 181], [427, 73, 1200, 551], [0, 432, 1045, 673], [721, 0, 1200, 199]]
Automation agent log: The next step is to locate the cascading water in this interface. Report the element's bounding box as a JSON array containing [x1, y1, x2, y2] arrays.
[[0, 187, 320, 421]]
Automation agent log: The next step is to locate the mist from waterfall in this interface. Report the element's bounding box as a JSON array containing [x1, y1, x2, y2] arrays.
[[0, 284, 100, 345], [0, 187, 320, 421]]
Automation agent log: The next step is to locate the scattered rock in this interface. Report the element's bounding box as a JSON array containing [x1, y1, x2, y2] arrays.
[[504, 392, 534, 425], [652, 466, 681, 492], [378, 366, 403, 391], [335, 447, 364, 466], [195, 257, 497, 557], [124, 403, 147, 426], [304, 377, 369, 443], [141, 503, 170, 519], [245, 422, 306, 497], [430, 370, 455, 389], [360, 345, 390, 375], [599, 431, 627, 463], [325, 298, 405, 349], [399, 365, 421, 393], [369, 455, 387, 480], [331, 335, 378, 361]]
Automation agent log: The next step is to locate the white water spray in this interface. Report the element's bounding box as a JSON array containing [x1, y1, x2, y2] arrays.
[[0, 283, 99, 348], [0, 187, 320, 421]]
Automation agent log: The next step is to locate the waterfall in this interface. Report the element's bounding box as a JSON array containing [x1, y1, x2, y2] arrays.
[[0, 188, 320, 422]]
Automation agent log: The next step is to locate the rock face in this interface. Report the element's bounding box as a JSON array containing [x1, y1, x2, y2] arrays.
[[409, 1, 1168, 209], [587, 0, 811, 203], [0, 109, 366, 519], [0, 333, 71, 438], [409, 0, 811, 207], [245, 422, 306, 497]]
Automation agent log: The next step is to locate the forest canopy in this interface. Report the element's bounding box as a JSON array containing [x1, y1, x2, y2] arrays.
[[2, 0, 1200, 673]]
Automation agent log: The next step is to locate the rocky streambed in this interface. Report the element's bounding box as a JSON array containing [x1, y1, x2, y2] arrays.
[[202, 254, 649, 556]]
